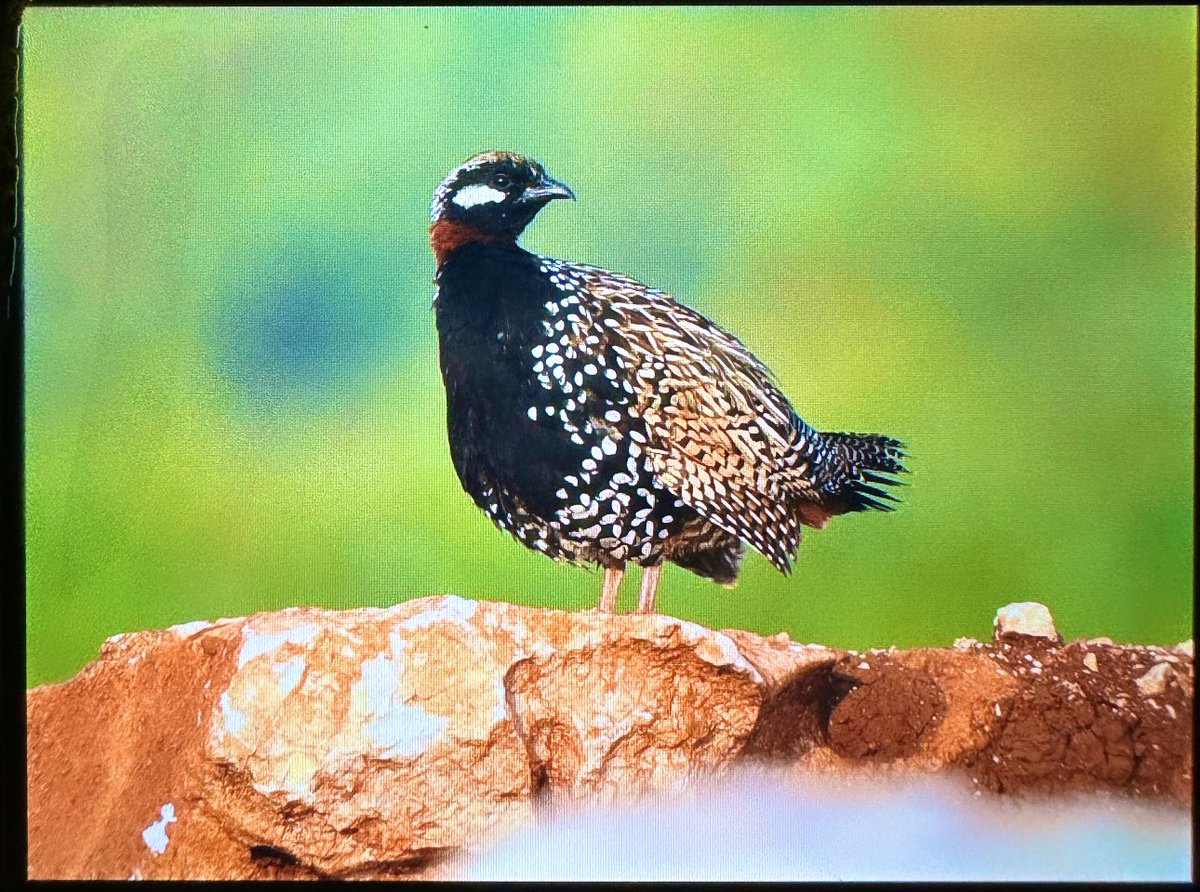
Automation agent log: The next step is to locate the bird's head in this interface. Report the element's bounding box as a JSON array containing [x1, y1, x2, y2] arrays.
[[430, 151, 575, 239]]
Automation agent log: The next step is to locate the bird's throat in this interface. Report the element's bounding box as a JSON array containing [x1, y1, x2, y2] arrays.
[[430, 220, 515, 266]]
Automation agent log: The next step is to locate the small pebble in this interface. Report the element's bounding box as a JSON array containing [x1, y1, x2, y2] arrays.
[[1135, 663, 1174, 696], [1082, 653, 1098, 672], [993, 602, 1060, 642]]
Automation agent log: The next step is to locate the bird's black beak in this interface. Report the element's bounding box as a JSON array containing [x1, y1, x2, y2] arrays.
[[519, 174, 575, 205]]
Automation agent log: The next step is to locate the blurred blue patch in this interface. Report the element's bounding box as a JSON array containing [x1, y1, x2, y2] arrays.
[[211, 232, 431, 414]]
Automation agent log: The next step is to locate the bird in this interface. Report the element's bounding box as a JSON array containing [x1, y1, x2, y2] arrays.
[[430, 150, 907, 614]]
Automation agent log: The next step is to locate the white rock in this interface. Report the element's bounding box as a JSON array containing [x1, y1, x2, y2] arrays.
[[1134, 663, 1175, 696], [993, 602, 1059, 642]]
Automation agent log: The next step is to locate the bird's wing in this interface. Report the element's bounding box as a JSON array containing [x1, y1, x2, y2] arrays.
[[575, 267, 822, 571]]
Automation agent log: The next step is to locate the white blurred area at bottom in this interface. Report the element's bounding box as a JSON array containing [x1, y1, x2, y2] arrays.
[[453, 767, 1190, 881]]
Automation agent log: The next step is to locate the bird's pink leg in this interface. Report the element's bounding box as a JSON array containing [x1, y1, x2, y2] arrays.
[[636, 564, 663, 614], [598, 565, 625, 612]]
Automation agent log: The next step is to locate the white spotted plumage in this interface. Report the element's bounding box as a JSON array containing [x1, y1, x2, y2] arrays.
[[433, 151, 907, 604]]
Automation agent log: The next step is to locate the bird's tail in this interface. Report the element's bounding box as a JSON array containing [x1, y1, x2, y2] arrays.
[[820, 431, 908, 514]]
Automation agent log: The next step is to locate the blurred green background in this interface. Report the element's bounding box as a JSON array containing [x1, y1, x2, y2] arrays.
[[24, 7, 1194, 685]]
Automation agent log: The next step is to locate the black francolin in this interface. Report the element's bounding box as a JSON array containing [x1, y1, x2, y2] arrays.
[[431, 151, 906, 613]]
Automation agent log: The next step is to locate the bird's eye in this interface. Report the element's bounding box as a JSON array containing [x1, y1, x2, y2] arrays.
[[493, 174, 512, 189]]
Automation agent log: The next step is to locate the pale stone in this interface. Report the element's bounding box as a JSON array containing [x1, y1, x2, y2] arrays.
[[993, 602, 1060, 642], [1135, 663, 1176, 696]]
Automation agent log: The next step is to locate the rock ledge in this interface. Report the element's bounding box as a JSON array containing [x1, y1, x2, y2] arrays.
[[27, 596, 1193, 879]]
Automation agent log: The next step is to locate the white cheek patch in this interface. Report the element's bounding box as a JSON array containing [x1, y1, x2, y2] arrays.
[[452, 184, 507, 209]]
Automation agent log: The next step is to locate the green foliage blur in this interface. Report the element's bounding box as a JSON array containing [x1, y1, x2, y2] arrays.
[[24, 8, 1195, 685]]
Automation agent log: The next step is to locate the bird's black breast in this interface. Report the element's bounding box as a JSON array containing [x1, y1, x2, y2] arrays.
[[434, 243, 588, 521]]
